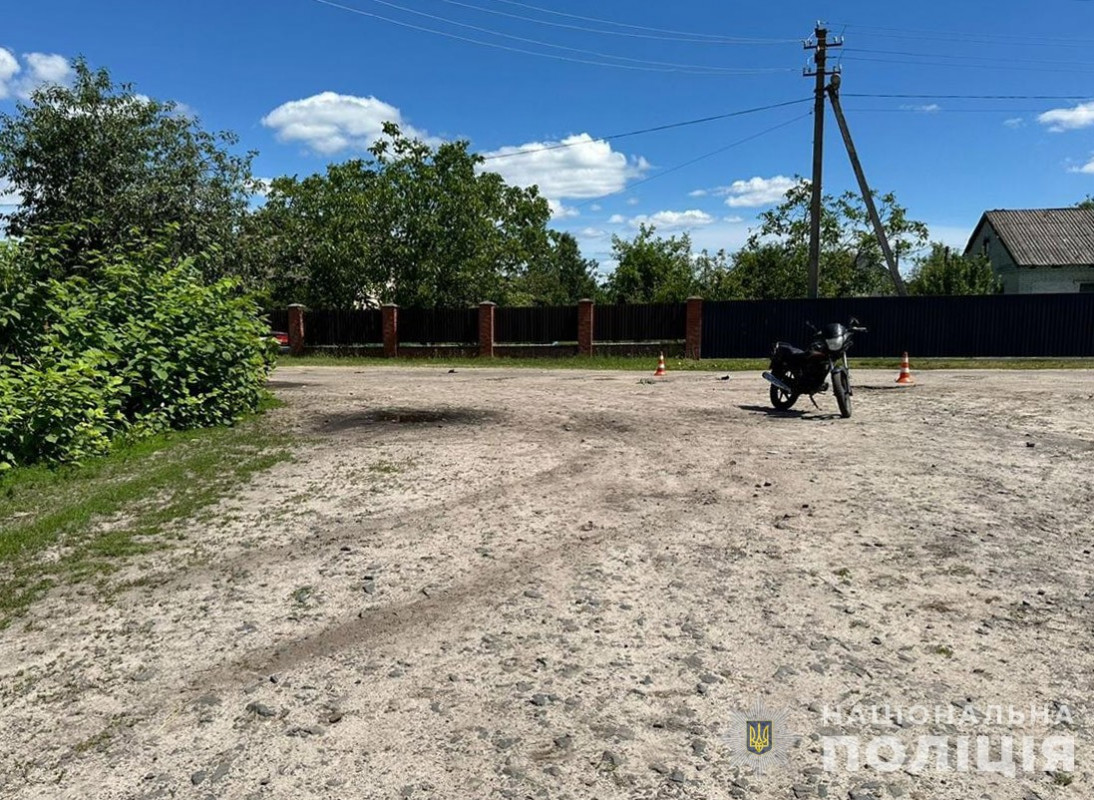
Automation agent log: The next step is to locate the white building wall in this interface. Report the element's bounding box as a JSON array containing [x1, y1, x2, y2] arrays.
[[1015, 265, 1094, 293], [975, 223, 1094, 293]]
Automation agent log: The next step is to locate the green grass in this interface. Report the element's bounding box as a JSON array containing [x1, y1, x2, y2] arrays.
[[280, 354, 1094, 371], [0, 408, 293, 626]]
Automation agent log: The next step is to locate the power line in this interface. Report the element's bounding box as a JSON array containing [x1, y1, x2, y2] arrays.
[[575, 111, 811, 208], [844, 107, 1071, 114], [480, 97, 813, 161], [438, 0, 795, 45], [844, 92, 1094, 100], [483, 0, 800, 44], [844, 47, 1094, 70], [311, 0, 791, 74], [837, 22, 1094, 49], [841, 54, 1094, 75], [353, 0, 785, 72]]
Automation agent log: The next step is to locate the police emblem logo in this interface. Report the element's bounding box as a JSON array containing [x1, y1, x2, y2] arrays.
[[747, 720, 772, 755], [725, 698, 796, 775]]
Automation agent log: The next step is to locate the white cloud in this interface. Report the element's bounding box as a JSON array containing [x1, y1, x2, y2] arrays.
[[1038, 101, 1094, 132], [482, 134, 649, 203], [578, 227, 607, 238], [626, 209, 714, 231], [547, 198, 579, 220], [0, 49, 73, 100], [1003, 117, 1025, 129], [608, 214, 627, 224], [717, 175, 798, 208], [262, 92, 436, 155], [626, 196, 640, 206], [24, 53, 70, 85], [589, 203, 601, 212], [1068, 156, 1094, 175], [688, 189, 708, 197], [899, 103, 941, 113], [724, 215, 745, 223], [0, 49, 18, 99]]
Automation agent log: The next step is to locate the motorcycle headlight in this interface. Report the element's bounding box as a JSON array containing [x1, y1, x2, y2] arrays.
[[826, 334, 847, 351]]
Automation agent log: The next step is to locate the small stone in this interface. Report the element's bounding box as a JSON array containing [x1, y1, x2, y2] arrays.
[[554, 734, 573, 750], [286, 725, 326, 737], [327, 710, 344, 724], [669, 769, 685, 783], [523, 589, 543, 599], [530, 693, 550, 706], [191, 771, 207, 786], [245, 702, 276, 718]]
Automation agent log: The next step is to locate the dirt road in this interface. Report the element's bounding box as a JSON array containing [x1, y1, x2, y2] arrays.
[[3, 366, 1093, 799]]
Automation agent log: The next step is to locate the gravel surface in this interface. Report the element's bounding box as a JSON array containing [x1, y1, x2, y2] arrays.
[[2, 365, 1093, 799]]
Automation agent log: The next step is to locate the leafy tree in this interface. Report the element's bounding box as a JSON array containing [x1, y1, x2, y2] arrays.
[[604, 224, 695, 303], [250, 123, 553, 308], [513, 231, 600, 305], [726, 178, 928, 298], [0, 225, 272, 468], [714, 244, 807, 300], [1077, 196, 1094, 210], [907, 243, 1000, 295], [0, 59, 256, 278]]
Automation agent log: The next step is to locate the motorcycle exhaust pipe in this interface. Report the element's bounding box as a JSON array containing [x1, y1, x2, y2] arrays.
[[762, 371, 793, 394]]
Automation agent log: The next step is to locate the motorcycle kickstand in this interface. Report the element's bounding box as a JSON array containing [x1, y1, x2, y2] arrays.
[[809, 395, 820, 409]]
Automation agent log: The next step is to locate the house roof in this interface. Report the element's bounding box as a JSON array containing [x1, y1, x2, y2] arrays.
[[965, 208, 1094, 267]]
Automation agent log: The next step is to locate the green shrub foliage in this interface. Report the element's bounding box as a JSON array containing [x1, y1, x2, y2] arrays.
[[0, 228, 274, 469]]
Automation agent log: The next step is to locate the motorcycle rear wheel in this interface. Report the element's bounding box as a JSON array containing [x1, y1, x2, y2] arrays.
[[833, 370, 852, 418], [769, 373, 799, 411]]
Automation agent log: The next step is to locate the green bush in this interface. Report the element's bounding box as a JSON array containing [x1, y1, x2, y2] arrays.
[[0, 229, 274, 469]]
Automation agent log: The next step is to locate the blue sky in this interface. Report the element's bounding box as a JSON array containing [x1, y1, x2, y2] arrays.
[[4, 0, 1094, 272]]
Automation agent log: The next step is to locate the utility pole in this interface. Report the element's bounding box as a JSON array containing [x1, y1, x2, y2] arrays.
[[804, 24, 840, 299], [826, 73, 908, 296]]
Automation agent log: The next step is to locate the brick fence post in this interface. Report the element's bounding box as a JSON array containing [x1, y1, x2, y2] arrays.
[[479, 301, 497, 358], [577, 298, 595, 357], [287, 304, 306, 356], [382, 304, 398, 358], [685, 296, 703, 360]]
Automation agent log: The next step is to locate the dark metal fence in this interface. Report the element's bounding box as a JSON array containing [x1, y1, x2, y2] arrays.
[[399, 307, 479, 344], [303, 309, 384, 346], [594, 303, 687, 342], [496, 305, 578, 343], [701, 294, 1094, 358], [266, 309, 289, 331]]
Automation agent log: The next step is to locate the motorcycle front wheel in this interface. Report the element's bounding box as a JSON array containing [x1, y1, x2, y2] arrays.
[[769, 371, 799, 411], [833, 370, 852, 418]]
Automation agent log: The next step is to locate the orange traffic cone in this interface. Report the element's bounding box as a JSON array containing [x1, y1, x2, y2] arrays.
[[895, 352, 915, 385], [654, 352, 667, 377]]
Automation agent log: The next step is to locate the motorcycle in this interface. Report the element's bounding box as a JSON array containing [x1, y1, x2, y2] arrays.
[[762, 318, 867, 418]]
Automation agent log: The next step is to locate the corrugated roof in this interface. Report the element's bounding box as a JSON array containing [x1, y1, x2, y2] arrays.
[[973, 208, 1094, 267]]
